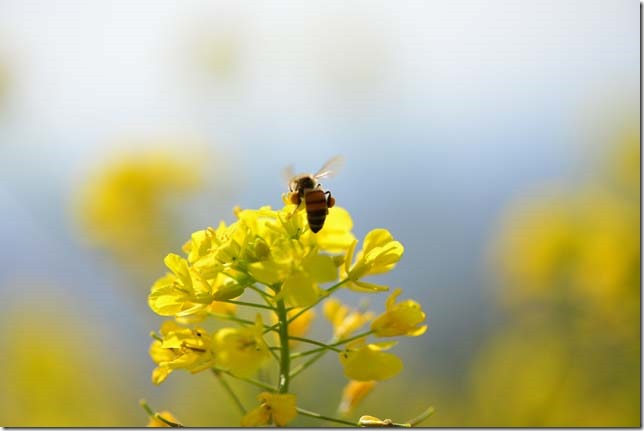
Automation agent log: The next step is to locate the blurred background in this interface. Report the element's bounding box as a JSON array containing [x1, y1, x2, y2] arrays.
[[0, 0, 639, 426]]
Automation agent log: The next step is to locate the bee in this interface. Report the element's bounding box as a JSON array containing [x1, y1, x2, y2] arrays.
[[284, 156, 343, 233]]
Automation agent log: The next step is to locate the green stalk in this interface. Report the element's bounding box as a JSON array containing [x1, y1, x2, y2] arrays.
[[211, 369, 247, 414], [407, 406, 435, 427], [287, 335, 342, 352], [276, 296, 291, 393], [212, 367, 275, 391], [289, 349, 327, 379], [290, 330, 374, 359], [139, 400, 183, 427], [296, 407, 357, 427], [263, 278, 349, 335], [248, 284, 275, 307], [208, 312, 280, 332], [222, 299, 275, 310]]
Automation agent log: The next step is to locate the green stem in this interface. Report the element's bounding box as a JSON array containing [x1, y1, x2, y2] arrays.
[[248, 285, 275, 307], [289, 349, 327, 379], [139, 399, 155, 418], [296, 407, 357, 427], [208, 312, 279, 332], [154, 414, 183, 427], [407, 406, 435, 427], [287, 336, 342, 352], [276, 296, 291, 393], [291, 330, 374, 359], [212, 367, 275, 391], [211, 369, 247, 415], [263, 278, 349, 335], [268, 346, 281, 362], [287, 279, 348, 324], [140, 400, 183, 427], [222, 299, 275, 310]]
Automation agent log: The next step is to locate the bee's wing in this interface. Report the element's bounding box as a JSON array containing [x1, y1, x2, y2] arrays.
[[314, 155, 344, 180], [283, 164, 296, 187]]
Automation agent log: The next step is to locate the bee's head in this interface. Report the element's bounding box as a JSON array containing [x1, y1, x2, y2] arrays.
[[289, 175, 318, 192]]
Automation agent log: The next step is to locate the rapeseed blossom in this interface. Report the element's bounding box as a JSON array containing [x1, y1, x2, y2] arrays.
[[149, 321, 214, 384], [344, 229, 405, 292], [371, 288, 427, 337], [212, 315, 270, 377], [241, 392, 297, 427], [145, 201, 430, 426]]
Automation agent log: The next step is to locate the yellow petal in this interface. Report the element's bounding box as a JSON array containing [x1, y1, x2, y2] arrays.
[[338, 380, 377, 415], [339, 344, 403, 381], [315, 207, 357, 253], [260, 392, 298, 427], [304, 254, 339, 283], [282, 271, 321, 308], [241, 405, 271, 427], [151, 366, 172, 385]]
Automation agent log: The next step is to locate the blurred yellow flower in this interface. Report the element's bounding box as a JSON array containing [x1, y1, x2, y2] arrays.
[[75, 148, 203, 271], [147, 411, 181, 427], [150, 321, 214, 384], [273, 308, 316, 347], [241, 392, 297, 427], [0, 290, 138, 426], [339, 340, 403, 381], [371, 288, 427, 337], [477, 129, 640, 427], [492, 186, 639, 332], [323, 298, 374, 340], [338, 380, 377, 415], [344, 229, 404, 292], [213, 315, 270, 378]]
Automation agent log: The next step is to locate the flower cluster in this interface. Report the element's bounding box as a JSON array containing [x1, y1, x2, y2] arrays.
[[146, 202, 430, 427]]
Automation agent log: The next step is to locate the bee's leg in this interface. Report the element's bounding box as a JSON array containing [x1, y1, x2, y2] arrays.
[[287, 192, 302, 218], [289, 191, 301, 206], [325, 191, 336, 208]]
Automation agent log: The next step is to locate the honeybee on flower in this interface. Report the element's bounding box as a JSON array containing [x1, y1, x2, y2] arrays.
[[284, 156, 344, 233]]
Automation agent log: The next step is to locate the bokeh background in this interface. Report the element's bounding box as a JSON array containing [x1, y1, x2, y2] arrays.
[[0, 0, 639, 427]]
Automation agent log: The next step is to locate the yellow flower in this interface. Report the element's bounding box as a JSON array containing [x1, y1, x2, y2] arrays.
[[149, 321, 214, 384], [339, 340, 403, 381], [148, 254, 246, 318], [343, 229, 404, 292], [213, 315, 270, 377], [371, 288, 427, 337], [280, 254, 338, 307], [241, 392, 297, 427], [338, 380, 377, 415], [147, 411, 181, 427], [323, 298, 374, 340], [250, 242, 338, 308], [148, 254, 214, 317]]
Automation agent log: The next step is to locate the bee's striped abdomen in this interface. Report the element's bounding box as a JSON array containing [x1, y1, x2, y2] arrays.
[[305, 189, 328, 233]]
